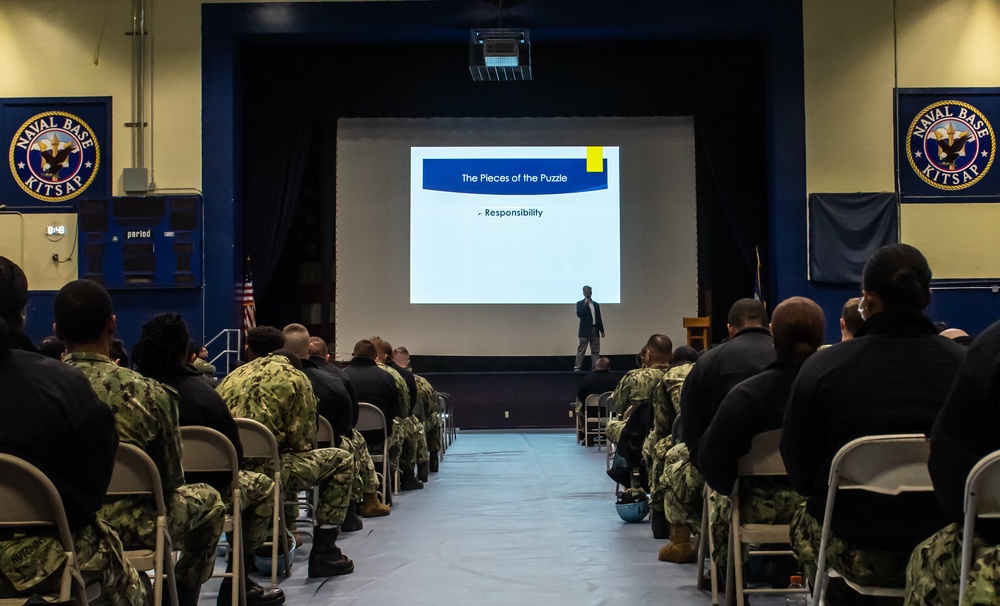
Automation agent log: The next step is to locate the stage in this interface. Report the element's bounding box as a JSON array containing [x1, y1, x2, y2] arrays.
[[421, 370, 626, 430]]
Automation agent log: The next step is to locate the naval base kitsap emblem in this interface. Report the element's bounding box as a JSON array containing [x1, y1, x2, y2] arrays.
[[9, 111, 100, 202], [907, 100, 995, 191]]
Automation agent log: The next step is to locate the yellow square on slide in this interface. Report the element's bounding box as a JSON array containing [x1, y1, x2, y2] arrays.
[[586, 146, 603, 172]]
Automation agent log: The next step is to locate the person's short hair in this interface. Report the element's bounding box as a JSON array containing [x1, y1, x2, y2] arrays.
[[369, 336, 392, 359], [53, 279, 114, 344], [0, 256, 28, 325], [771, 297, 825, 367], [353, 339, 377, 360], [246, 326, 285, 358], [271, 348, 302, 370], [593, 356, 611, 371], [133, 313, 189, 376], [672, 346, 699, 365], [38, 336, 65, 360], [393, 346, 409, 357], [282, 323, 311, 359], [727, 298, 769, 330], [862, 243, 932, 312], [645, 334, 673, 357], [308, 336, 329, 357], [110, 339, 129, 367], [842, 297, 864, 336]]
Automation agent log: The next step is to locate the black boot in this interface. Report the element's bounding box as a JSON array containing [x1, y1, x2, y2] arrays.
[[400, 469, 424, 491], [650, 507, 669, 540], [417, 461, 430, 482], [176, 583, 201, 606], [340, 501, 364, 532], [308, 526, 354, 578], [216, 556, 285, 606], [429, 452, 439, 473]]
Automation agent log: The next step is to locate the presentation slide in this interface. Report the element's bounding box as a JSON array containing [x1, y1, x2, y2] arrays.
[[410, 146, 621, 304], [335, 117, 697, 358]]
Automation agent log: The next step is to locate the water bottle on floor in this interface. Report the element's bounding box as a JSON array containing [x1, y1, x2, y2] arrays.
[[786, 574, 808, 606]]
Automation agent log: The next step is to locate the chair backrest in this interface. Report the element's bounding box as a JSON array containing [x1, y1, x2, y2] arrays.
[[356, 402, 388, 434], [106, 443, 168, 515], [598, 391, 613, 415], [178, 426, 240, 484], [960, 449, 1000, 603], [828, 434, 932, 496], [316, 415, 334, 447], [737, 429, 785, 477], [0, 453, 86, 605], [584, 393, 602, 417], [235, 417, 281, 464]]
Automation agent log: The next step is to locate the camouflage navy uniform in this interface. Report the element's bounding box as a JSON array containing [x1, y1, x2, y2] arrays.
[[643, 363, 691, 513], [191, 357, 216, 379], [709, 479, 804, 572], [415, 374, 442, 454], [341, 429, 380, 497], [377, 361, 413, 466], [791, 502, 911, 590], [64, 352, 226, 587], [0, 519, 146, 605], [904, 523, 1000, 606], [660, 441, 704, 530], [604, 365, 667, 446], [216, 354, 354, 527]]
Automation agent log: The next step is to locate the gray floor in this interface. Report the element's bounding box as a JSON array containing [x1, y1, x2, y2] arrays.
[[201, 431, 723, 605]]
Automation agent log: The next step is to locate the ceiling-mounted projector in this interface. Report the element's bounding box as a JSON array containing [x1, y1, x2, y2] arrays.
[[470, 29, 531, 81]]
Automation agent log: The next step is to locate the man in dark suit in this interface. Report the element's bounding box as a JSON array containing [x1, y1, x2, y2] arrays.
[[575, 285, 606, 371]]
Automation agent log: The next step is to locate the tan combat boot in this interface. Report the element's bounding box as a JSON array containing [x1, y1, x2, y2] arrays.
[[358, 492, 391, 517], [658, 523, 698, 563]]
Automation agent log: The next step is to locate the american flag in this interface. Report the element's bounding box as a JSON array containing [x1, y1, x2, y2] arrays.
[[754, 246, 766, 311], [243, 258, 256, 334]]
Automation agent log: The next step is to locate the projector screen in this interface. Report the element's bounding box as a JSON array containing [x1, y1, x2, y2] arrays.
[[410, 146, 621, 304], [335, 117, 697, 359]]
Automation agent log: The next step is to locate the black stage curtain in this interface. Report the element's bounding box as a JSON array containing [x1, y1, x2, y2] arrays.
[[242, 120, 315, 296], [809, 192, 898, 285]]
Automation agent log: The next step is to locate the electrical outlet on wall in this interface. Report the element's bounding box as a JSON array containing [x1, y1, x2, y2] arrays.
[[504, 411, 509, 418]]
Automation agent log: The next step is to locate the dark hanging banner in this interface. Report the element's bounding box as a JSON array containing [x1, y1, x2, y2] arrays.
[[897, 88, 1000, 199], [1, 97, 112, 206], [809, 192, 898, 285]]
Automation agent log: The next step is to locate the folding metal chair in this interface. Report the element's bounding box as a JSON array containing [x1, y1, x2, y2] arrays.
[[696, 484, 720, 605], [235, 418, 291, 585], [0, 453, 101, 606], [178, 426, 244, 606], [583, 393, 608, 450], [959, 449, 1000, 605], [814, 434, 933, 605], [357, 402, 394, 502], [725, 429, 805, 606], [106, 443, 179, 606]]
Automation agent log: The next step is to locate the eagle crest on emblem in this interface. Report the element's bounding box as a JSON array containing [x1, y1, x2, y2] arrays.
[[933, 123, 970, 170], [34, 133, 78, 181]]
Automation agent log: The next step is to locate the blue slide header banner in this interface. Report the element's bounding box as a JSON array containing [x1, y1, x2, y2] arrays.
[[423, 158, 608, 195]]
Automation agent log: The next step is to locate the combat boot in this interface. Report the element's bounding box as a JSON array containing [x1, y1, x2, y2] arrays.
[[358, 492, 390, 517], [217, 553, 285, 606], [428, 452, 440, 472], [400, 469, 424, 491], [308, 526, 354, 577], [650, 507, 669, 539], [658, 524, 698, 563], [340, 501, 363, 532], [417, 461, 430, 482]]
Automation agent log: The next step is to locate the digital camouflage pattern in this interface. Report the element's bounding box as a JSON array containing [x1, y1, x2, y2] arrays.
[[216, 354, 318, 455], [234, 470, 275, 554], [279, 448, 354, 526], [98, 483, 226, 586], [904, 523, 1000, 606], [64, 352, 184, 495], [708, 478, 804, 571], [192, 357, 216, 379], [0, 519, 146, 605], [216, 354, 354, 527], [660, 441, 704, 530], [400, 417, 429, 469], [791, 502, 911, 590], [377, 361, 411, 417], [66, 352, 225, 586], [610, 366, 668, 417], [415, 375, 442, 451], [643, 363, 693, 511], [342, 429, 380, 497]]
